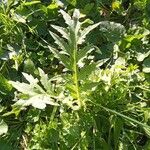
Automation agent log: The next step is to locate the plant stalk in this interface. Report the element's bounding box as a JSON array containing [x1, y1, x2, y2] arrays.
[[72, 37, 82, 107]]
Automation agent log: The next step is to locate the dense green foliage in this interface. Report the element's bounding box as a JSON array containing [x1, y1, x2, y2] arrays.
[[0, 0, 150, 149]]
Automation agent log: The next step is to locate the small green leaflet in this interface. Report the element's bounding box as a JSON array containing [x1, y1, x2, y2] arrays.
[[49, 31, 70, 55], [59, 9, 73, 27], [38, 68, 51, 92], [0, 74, 12, 95], [143, 57, 150, 73], [23, 1, 41, 6], [78, 22, 100, 44], [77, 45, 94, 63], [9, 81, 38, 96], [51, 25, 69, 40], [0, 119, 8, 135], [137, 51, 150, 62]]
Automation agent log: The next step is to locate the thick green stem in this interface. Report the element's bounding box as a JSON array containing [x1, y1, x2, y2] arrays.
[[72, 37, 82, 107]]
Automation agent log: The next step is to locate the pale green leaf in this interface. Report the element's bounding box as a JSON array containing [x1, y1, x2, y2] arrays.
[[47, 3, 58, 9], [31, 100, 46, 109], [9, 81, 37, 96], [12, 14, 26, 23], [38, 68, 50, 91], [51, 25, 69, 40], [115, 57, 126, 66], [49, 31, 70, 55], [72, 9, 81, 36], [59, 54, 73, 70], [11, 95, 59, 110], [0, 74, 12, 95], [143, 57, 150, 73], [73, 9, 80, 20], [24, 58, 35, 74], [143, 67, 150, 73], [96, 58, 109, 67], [59, 9, 73, 27], [48, 45, 72, 70], [0, 119, 8, 135], [77, 45, 94, 62], [78, 22, 100, 44], [27, 94, 59, 109], [125, 34, 144, 42], [137, 53, 146, 62], [48, 45, 60, 58], [22, 72, 38, 84], [5, 94, 59, 115], [56, 0, 64, 7], [34, 83, 46, 94], [23, 1, 41, 6], [137, 51, 150, 62]]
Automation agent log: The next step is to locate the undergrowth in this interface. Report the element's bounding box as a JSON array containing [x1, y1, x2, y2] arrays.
[[0, 0, 150, 150]]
